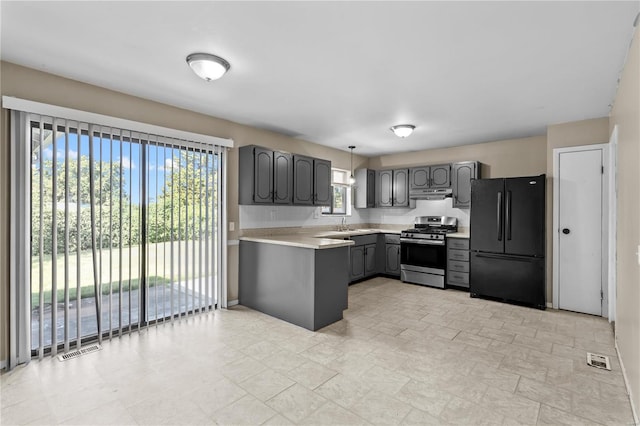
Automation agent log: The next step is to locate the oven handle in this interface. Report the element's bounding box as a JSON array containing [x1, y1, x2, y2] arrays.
[[400, 238, 445, 246]]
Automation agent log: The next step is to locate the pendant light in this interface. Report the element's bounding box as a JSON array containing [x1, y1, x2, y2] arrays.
[[390, 124, 415, 138], [186, 53, 231, 81], [348, 146, 356, 185]]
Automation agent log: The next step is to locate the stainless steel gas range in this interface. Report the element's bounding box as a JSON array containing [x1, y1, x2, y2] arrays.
[[400, 216, 458, 288]]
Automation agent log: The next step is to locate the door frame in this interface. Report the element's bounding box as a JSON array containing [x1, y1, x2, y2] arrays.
[[607, 127, 618, 323], [552, 143, 610, 316]]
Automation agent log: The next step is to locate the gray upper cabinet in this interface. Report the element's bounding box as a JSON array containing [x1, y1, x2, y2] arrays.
[[376, 170, 394, 207], [273, 151, 293, 204], [409, 164, 450, 194], [376, 168, 409, 207], [239, 145, 273, 205], [451, 161, 478, 209], [393, 169, 409, 207], [354, 169, 376, 208], [293, 155, 314, 205], [314, 159, 332, 206], [409, 167, 430, 192], [430, 164, 451, 188], [293, 155, 331, 206]]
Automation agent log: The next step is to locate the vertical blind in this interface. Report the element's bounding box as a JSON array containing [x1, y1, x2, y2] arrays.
[[23, 113, 225, 358]]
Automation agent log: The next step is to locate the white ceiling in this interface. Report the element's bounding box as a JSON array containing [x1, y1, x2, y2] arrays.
[[1, 1, 638, 156]]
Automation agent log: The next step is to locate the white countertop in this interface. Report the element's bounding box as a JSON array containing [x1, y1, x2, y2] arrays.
[[447, 231, 470, 239], [239, 235, 355, 250], [239, 228, 403, 249]]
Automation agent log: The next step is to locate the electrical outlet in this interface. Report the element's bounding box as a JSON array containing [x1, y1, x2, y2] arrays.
[[637, 245, 640, 266], [229, 221, 235, 232]]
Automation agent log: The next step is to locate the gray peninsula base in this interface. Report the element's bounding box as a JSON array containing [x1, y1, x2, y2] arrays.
[[239, 241, 349, 331]]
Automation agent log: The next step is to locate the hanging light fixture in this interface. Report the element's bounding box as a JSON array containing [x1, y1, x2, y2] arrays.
[[390, 124, 416, 138], [186, 53, 231, 81], [348, 146, 356, 185]]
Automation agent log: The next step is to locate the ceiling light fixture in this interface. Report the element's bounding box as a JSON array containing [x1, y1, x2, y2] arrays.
[[186, 53, 230, 81], [390, 124, 415, 138], [348, 146, 356, 185]]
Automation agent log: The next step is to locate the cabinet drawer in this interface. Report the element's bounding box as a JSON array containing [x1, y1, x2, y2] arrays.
[[351, 234, 378, 246], [385, 234, 400, 244], [447, 260, 469, 273], [448, 249, 469, 262], [447, 238, 469, 250], [447, 271, 469, 286]]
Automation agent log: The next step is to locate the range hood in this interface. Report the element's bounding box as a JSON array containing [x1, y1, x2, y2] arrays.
[[409, 188, 453, 200]]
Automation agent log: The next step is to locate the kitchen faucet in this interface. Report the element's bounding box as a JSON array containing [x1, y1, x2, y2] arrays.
[[340, 216, 348, 231]]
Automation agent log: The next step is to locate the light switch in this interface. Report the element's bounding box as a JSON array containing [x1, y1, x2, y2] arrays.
[[637, 245, 640, 266], [229, 221, 235, 231]]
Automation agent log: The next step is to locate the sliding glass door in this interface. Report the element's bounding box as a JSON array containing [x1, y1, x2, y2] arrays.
[[30, 118, 220, 355]]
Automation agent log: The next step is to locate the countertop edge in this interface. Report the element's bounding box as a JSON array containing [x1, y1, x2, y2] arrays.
[[239, 236, 355, 250]]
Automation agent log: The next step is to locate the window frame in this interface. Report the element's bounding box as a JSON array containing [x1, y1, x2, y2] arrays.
[[321, 168, 352, 216]]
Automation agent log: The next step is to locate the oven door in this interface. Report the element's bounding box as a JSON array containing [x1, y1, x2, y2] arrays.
[[400, 239, 446, 271]]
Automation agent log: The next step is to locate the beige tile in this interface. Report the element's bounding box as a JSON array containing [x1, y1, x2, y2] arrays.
[[571, 392, 635, 425], [537, 404, 600, 426], [535, 329, 575, 346], [350, 390, 413, 425], [286, 361, 337, 390], [469, 363, 521, 393], [211, 394, 277, 425], [239, 369, 295, 401], [512, 334, 553, 353], [499, 355, 547, 382], [266, 383, 328, 423], [127, 396, 206, 425], [327, 352, 379, 378], [395, 379, 453, 417], [399, 408, 441, 425], [501, 322, 537, 338], [261, 413, 295, 425], [299, 400, 369, 425], [315, 373, 372, 409], [438, 372, 489, 403], [358, 365, 411, 395], [262, 349, 309, 373], [481, 387, 540, 425], [477, 326, 516, 344], [242, 340, 282, 360], [0, 395, 55, 425], [185, 379, 247, 417], [515, 377, 573, 412], [222, 356, 268, 383], [300, 342, 345, 365], [439, 396, 504, 425]]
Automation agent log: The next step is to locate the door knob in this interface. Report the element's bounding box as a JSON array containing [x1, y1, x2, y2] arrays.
[[562, 228, 570, 235]]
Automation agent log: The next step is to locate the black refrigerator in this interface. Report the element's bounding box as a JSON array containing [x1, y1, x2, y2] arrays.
[[469, 175, 546, 309]]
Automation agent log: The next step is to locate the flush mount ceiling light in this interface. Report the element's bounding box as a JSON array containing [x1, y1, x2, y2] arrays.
[[390, 124, 416, 138], [186, 53, 230, 81]]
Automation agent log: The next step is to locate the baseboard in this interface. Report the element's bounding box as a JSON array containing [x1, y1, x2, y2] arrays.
[[227, 299, 239, 307], [546, 302, 553, 309], [615, 338, 639, 425], [0, 359, 6, 370]]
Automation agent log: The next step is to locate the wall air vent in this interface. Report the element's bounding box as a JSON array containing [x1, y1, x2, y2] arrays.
[[586, 352, 611, 370], [57, 343, 102, 362]]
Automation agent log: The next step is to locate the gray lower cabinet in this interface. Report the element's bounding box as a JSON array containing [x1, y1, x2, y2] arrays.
[[452, 161, 478, 209], [447, 237, 470, 288], [239, 241, 348, 331], [349, 245, 365, 281], [385, 243, 401, 276], [364, 244, 377, 276]]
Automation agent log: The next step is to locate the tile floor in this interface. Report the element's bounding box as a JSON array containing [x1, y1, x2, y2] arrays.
[[1, 277, 635, 425]]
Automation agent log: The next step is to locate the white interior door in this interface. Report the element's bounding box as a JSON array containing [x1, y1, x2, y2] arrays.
[[557, 148, 603, 315]]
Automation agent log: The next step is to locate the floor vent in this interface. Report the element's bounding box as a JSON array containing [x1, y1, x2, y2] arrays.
[[57, 344, 102, 362], [586, 352, 611, 370]]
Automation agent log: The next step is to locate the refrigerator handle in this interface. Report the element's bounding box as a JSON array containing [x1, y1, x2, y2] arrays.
[[506, 190, 512, 240], [497, 191, 503, 241]]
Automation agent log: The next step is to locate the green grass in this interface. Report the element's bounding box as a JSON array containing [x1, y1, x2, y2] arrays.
[[31, 276, 171, 307]]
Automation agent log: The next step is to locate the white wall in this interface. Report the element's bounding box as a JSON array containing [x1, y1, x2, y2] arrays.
[[367, 198, 470, 228], [239, 204, 370, 229]]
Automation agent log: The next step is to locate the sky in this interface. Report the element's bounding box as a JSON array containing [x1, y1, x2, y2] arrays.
[[39, 132, 218, 205]]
